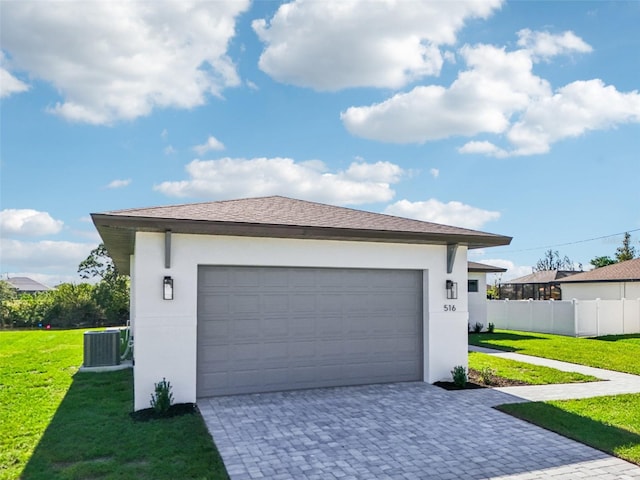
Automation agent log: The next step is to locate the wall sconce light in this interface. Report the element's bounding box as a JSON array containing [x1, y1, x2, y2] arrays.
[[446, 279, 458, 299], [163, 276, 174, 300]]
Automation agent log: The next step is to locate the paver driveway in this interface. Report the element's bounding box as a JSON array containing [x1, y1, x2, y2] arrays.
[[199, 382, 640, 480]]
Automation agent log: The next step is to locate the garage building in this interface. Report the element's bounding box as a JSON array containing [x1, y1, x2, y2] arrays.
[[92, 196, 511, 410]]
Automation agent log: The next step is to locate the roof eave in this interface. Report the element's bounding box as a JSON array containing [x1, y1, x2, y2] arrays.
[[92, 214, 512, 275]]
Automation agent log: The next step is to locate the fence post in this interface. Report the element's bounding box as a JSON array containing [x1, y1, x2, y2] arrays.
[[573, 298, 579, 337]]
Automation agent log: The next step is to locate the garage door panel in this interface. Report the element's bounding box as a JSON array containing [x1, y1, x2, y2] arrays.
[[232, 268, 261, 287], [197, 266, 423, 397], [198, 319, 230, 341], [262, 294, 289, 313], [317, 294, 343, 313], [289, 315, 316, 336], [199, 295, 230, 315], [230, 294, 260, 313], [291, 294, 316, 312], [261, 316, 289, 336]]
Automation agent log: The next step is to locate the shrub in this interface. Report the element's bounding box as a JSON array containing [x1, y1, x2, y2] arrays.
[[451, 365, 467, 388], [479, 366, 496, 385], [150, 378, 174, 415], [473, 322, 484, 334], [487, 322, 495, 333]]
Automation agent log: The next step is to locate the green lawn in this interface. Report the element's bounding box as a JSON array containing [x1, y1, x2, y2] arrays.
[[498, 394, 640, 465], [469, 330, 640, 375], [472, 330, 640, 465], [0, 329, 228, 480], [468, 351, 598, 385]]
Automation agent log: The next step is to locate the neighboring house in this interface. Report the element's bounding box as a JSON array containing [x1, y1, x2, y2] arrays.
[[468, 261, 507, 328], [4, 276, 52, 295], [498, 270, 577, 300], [560, 258, 640, 300], [92, 196, 511, 410]]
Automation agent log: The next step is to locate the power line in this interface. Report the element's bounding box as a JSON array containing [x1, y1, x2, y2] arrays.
[[494, 228, 640, 254]]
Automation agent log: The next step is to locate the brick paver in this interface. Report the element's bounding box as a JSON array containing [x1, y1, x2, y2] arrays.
[[199, 382, 640, 479]]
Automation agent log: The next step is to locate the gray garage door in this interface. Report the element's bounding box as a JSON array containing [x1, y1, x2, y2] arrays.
[[197, 266, 423, 397]]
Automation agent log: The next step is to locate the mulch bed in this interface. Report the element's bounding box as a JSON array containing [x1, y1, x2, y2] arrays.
[[434, 368, 529, 390], [130, 403, 197, 422]]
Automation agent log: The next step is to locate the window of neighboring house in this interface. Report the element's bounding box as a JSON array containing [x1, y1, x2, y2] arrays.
[[468, 279, 479, 293]]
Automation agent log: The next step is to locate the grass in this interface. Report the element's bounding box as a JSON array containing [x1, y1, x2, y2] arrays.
[[469, 330, 640, 375], [0, 329, 228, 480], [498, 394, 640, 465], [468, 351, 598, 385]]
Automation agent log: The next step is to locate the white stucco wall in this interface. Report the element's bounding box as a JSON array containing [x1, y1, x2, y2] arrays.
[[467, 272, 487, 329], [562, 282, 640, 300], [131, 232, 469, 410]]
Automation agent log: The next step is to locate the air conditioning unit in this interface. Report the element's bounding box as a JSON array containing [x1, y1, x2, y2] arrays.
[[83, 330, 121, 367]]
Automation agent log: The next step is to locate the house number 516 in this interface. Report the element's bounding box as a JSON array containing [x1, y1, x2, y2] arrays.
[[444, 304, 456, 312]]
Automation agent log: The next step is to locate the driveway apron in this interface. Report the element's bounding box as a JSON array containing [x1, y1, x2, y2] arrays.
[[199, 382, 640, 480]]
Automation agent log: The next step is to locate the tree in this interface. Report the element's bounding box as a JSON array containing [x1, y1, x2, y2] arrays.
[[534, 249, 577, 272], [78, 243, 130, 325], [0, 280, 17, 328], [78, 243, 118, 282], [615, 232, 637, 262], [589, 256, 617, 269]]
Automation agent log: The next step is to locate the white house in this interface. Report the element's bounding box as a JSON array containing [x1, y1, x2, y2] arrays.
[[92, 196, 511, 410], [467, 261, 506, 329], [560, 258, 640, 300]]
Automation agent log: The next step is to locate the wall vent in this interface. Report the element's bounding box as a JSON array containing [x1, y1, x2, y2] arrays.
[[83, 330, 121, 367]]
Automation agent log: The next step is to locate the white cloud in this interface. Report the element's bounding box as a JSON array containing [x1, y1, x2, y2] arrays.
[[0, 68, 29, 98], [164, 145, 177, 155], [154, 157, 404, 205], [505, 79, 640, 156], [342, 44, 549, 143], [517, 29, 593, 59], [106, 179, 131, 189], [342, 31, 640, 156], [0, 1, 250, 124], [0, 209, 63, 237], [384, 199, 500, 229], [161, 129, 169, 140], [0, 239, 96, 273], [0, 51, 29, 98], [193, 135, 225, 155], [458, 141, 507, 158], [253, 0, 502, 90], [429, 168, 440, 178]]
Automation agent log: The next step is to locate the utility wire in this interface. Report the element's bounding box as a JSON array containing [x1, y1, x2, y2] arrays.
[[493, 228, 640, 254]]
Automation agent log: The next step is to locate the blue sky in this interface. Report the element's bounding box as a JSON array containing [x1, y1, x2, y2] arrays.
[[1, 0, 639, 286]]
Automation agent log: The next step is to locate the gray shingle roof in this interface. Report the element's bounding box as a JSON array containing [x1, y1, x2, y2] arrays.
[[5, 276, 51, 292], [504, 270, 577, 284], [468, 261, 507, 273], [92, 196, 511, 274], [103, 196, 501, 237], [560, 258, 640, 283]]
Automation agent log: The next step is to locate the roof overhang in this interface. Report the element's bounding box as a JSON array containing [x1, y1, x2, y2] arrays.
[[92, 213, 512, 275]]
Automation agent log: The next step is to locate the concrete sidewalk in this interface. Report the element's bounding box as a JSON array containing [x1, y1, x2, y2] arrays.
[[469, 344, 640, 401]]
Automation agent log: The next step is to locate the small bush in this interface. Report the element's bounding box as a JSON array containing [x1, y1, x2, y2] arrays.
[[473, 322, 484, 334], [451, 365, 467, 388], [479, 366, 496, 385], [150, 378, 174, 415], [487, 322, 495, 333]]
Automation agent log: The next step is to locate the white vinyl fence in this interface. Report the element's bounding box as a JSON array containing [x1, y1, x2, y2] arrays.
[[487, 298, 640, 337]]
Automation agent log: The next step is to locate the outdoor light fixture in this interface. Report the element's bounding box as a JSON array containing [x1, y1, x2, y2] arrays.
[[163, 276, 174, 300], [446, 279, 458, 299]]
